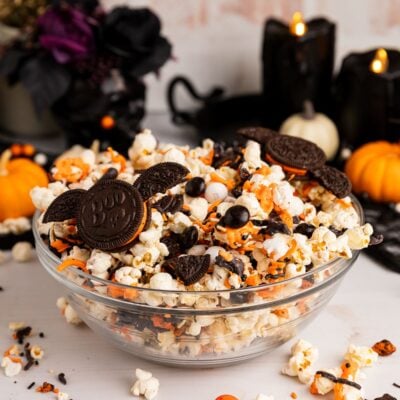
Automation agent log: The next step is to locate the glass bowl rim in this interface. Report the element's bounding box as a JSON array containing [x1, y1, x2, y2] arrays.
[[33, 194, 363, 296]]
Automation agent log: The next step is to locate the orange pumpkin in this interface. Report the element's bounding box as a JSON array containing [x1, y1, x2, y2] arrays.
[[0, 149, 48, 221], [345, 141, 400, 202]]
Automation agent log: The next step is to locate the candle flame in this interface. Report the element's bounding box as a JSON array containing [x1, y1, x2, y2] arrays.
[[370, 48, 389, 74], [290, 11, 307, 37]]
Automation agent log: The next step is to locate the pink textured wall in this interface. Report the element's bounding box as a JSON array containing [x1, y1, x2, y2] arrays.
[[104, 0, 400, 111]]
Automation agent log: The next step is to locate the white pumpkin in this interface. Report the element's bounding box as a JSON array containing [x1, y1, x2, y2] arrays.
[[280, 101, 339, 160]]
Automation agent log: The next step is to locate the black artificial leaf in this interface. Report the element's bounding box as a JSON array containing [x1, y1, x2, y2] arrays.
[[0, 48, 31, 82], [19, 54, 71, 114]]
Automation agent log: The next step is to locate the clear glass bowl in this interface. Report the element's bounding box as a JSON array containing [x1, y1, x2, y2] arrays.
[[33, 199, 363, 368]]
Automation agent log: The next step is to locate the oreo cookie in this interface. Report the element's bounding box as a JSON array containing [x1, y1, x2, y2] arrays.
[[43, 189, 86, 223], [133, 162, 189, 200], [266, 135, 326, 173], [77, 180, 145, 252], [215, 254, 244, 276], [311, 165, 352, 198], [153, 194, 183, 214], [237, 126, 278, 144], [165, 255, 210, 285]]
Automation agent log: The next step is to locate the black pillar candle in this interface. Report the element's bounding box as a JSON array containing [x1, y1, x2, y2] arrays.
[[335, 48, 400, 148], [262, 14, 335, 129]]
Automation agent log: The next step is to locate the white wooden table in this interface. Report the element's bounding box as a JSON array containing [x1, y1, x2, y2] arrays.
[[1, 252, 399, 400]]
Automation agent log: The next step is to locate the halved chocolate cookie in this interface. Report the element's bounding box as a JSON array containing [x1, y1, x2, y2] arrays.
[[237, 126, 278, 144], [311, 165, 352, 198], [266, 135, 326, 175], [133, 162, 189, 200], [43, 189, 86, 223]]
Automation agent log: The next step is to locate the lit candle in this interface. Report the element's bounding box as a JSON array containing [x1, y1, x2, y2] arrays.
[[262, 13, 336, 129], [335, 48, 400, 147]]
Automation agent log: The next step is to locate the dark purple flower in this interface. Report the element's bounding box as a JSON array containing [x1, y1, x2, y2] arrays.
[[38, 7, 95, 64]]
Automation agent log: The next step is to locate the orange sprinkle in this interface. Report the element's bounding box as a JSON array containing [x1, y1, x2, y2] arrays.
[[245, 274, 261, 286], [57, 259, 87, 273], [151, 315, 173, 330], [50, 239, 70, 253], [210, 172, 236, 191], [254, 165, 271, 176], [53, 157, 90, 183], [107, 147, 126, 171], [200, 149, 214, 165], [207, 199, 222, 212], [8, 356, 22, 364], [22, 143, 35, 156], [272, 308, 289, 319], [291, 392, 298, 399]]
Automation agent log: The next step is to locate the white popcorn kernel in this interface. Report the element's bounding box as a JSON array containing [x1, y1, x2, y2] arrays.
[[204, 246, 225, 264], [67, 246, 90, 262], [11, 242, 33, 262], [86, 249, 113, 278], [263, 234, 290, 261], [282, 339, 319, 385], [115, 266, 141, 286], [157, 331, 175, 349], [0, 217, 31, 235], [228, 273, 241, 289], [244, 140, 262, 169], [129, 129, 157, 157], [187, 245, 207, 256], [80, 149, 95, 166], [30, 345, 44, 360], [169, 212, 192, 234], [56, 297, 83, 325], [344, 344, 378, 368], [205, 182, 228, 203], [57, 392, 69, 400], [131, 368, 160, 400], [186, 321, 202, 336], [149, 273, 176, 291], [188, 197, 208, 221], [1, 356, 22, 377], [344, 224, 374, 250], [273, 181, 304, 216], [235, 192, 261, 217], [162, 148, 186, 165]]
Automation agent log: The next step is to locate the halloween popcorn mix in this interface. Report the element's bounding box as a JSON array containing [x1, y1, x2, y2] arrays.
[[33, 128, 379, 359]]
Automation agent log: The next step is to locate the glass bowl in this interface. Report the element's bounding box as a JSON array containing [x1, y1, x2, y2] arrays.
[[33, 199, 363, 368]]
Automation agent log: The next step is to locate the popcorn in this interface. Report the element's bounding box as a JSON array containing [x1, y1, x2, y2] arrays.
[[169, 212, 192, 234], [187, 197, 209, 221], [58, 392, 70, 400], [86, 250, 113, 279], [31, 181, 67, 210], [56, 297, 83, 325], [344, 224, 374, 250], [310, 368, 341, 395], [273, 181, 304, 216], [11, 241, 33, 262], [255, 395, 274, 400], [263, 234, 291, 261], [282, 339, 319, 384], [1, 356, 22, 377], [344, 344, 378, 368], [0, 217, 31, 235], [115, 266, 141, 286], [30, 345, 44, 360], [131, 368, 160, 400], [244, 140, 262, 169], [235, 192, 261, 217]]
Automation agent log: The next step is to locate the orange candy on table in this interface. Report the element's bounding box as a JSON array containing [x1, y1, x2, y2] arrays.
[[0, 149, 48, 221], [345, 140, 400, 203], [215, 395, 240, 400]]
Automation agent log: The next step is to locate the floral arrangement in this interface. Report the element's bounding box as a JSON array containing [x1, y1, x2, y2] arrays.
[[0, 0, 172, 150]]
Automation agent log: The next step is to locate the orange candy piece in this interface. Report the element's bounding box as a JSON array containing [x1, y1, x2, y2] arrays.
[[215, 395, 239, 400]]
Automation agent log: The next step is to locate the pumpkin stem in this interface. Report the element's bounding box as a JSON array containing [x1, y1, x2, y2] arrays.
[[0, 149, 12, 176], [302, 100, 315, 120]]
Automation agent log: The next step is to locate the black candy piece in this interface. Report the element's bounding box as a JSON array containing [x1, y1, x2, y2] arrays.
[[223, 205, 250, 229], [185, 177, 206, 197], [43, 189, 86, 223], [99, 167, 119, 181], [294, 223, 316, 238]]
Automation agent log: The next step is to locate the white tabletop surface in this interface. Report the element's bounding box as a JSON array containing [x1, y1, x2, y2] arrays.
[[1, 252, 399, 400]]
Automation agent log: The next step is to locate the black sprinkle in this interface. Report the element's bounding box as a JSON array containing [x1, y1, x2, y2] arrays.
[[316, 370, 337, 382], [39, 332, 45, 338], [375, 395, 397, 400], [35, 360, 39, 365], [393, 383, 400, 388], [336, 378, 362, 390], [19, 352, 24, 357], [0, 286, 3, 291], [58, 373, 67, 385], [27, 382, 35, 390], [24, 347, 35, 371]]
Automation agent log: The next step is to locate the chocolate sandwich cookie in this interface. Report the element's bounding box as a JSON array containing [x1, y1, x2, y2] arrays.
[[133, 162, 190, 200], [266, 135, 326, 176], [78, 180, 146, 252], [311, 165, 352, 198], [152, 194, 183, 214], [237, 126, 278, 144], [43, 189, 86, 223]]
